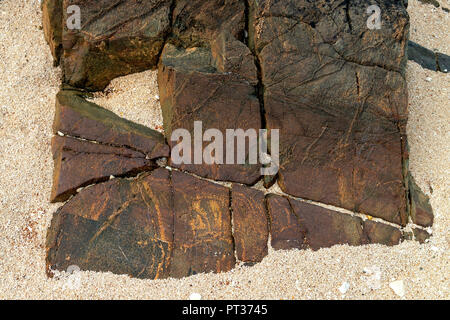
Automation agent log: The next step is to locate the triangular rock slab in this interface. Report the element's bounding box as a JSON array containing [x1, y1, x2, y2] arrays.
[[53, 89, 169, 158], [46, 168, 236, 279], [50, 89, 169, 202]]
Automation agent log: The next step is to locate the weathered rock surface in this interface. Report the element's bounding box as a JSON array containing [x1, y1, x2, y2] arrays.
[[54, 89, 169, 158], [231, 184, 268, 263], [41, 0, 63, 65], [58, 0, 172, 90], [171, 0, 246, 48], [47, 169, 236, 279], [249, 0, 426, 226], [46, 168, 174, 279], [170, 171, 235, 277], [158, 43, 262, 184], [51, 136, 155, 202], [43, 0, 435, 280], [267, 194, 403, 251]]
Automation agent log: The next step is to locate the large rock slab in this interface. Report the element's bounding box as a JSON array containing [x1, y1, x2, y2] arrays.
[[267, 194, 403, 251], [50, 136, 156, 202], [58, 0, 172, 90], [46, 169, 236, 279], [248, 0, 432, 226], [158, 43, 262, 184], [46, 169, 174, 279], [170, 171, 235, 277]]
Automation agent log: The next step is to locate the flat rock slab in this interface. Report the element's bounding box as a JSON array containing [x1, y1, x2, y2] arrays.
[[158, 43, 262, 184], [267, 194, 403, 251], [47, 168, 236, 279]]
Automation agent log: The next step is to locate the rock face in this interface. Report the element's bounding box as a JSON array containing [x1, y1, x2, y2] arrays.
[[267, 194, 403, 251], [42, 0, 435, 280], [231, 185, 268, 263], [249, 0, 414, 226], [50, 89, 169, 202], [158, 42, 262, 184], [46, 0, 172, 90], [47, 168, 236, 279]]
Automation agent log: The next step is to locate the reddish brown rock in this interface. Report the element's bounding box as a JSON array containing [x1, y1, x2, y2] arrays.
[[170, 171, 235, 277], [158, 43, 261, 184], [267, 194, 366, 250], [363, 220, 403, 246], [59, 0, 172, 90], [41, 0, 63, 65], [249, 0, 413, 226], [408, 174, 434, 227], [50, 136, 156, 203], [46, 168, 237, 279], [267, 194, 404, 251], [53, 89, 169, 158], [231, 184, 268, 263], [171, 0, 245, 48], [46, 169, 174, 279]]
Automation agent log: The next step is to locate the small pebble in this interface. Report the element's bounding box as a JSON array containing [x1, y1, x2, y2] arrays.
[[425, 77, 432, 82], [338, 282, 350, 294], [389, 280, 405, 297], [189, 292, 202, 300]]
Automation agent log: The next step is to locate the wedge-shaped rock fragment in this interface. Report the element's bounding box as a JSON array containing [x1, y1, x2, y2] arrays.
[[57, 0, 172, 90], [46, 169, 174, 279], [158, 43, 261, 184], [53, 89, 169, 158], [231, 184, 268, 263], [170, 171, 235, 277], [50, 136, 156, 202], [267, 194, 403, 251], [249, 0, 433, 226]]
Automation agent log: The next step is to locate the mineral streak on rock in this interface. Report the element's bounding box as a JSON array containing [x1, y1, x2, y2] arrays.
[[46, 168, 174, 279], [50, 136, 156, 203], [231, 184, 268, 263], [60, 0, 172, 91], [46, 169, 236, 279], [170, 171, 236, 277], [248, 0, 431, 226], [157, 43, 262, 184], [53, 89, 170, 159], [267, 194, 403, 251]]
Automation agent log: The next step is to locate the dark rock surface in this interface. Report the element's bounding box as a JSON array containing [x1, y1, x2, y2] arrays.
[[231, 184, 268, 263], [158, 43, 262, 184], [267, 194, 403, 251], [54, 88, 169, 158], [42, 0, 435, 280], [51, 136, 156, 202], [249, 0, 414, 226]]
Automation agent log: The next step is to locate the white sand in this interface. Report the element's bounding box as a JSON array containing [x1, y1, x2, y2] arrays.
[[0, 0, 448, 299]]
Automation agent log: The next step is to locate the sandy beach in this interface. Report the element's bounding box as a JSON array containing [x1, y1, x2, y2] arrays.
[[0, 0, 448, 299]]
